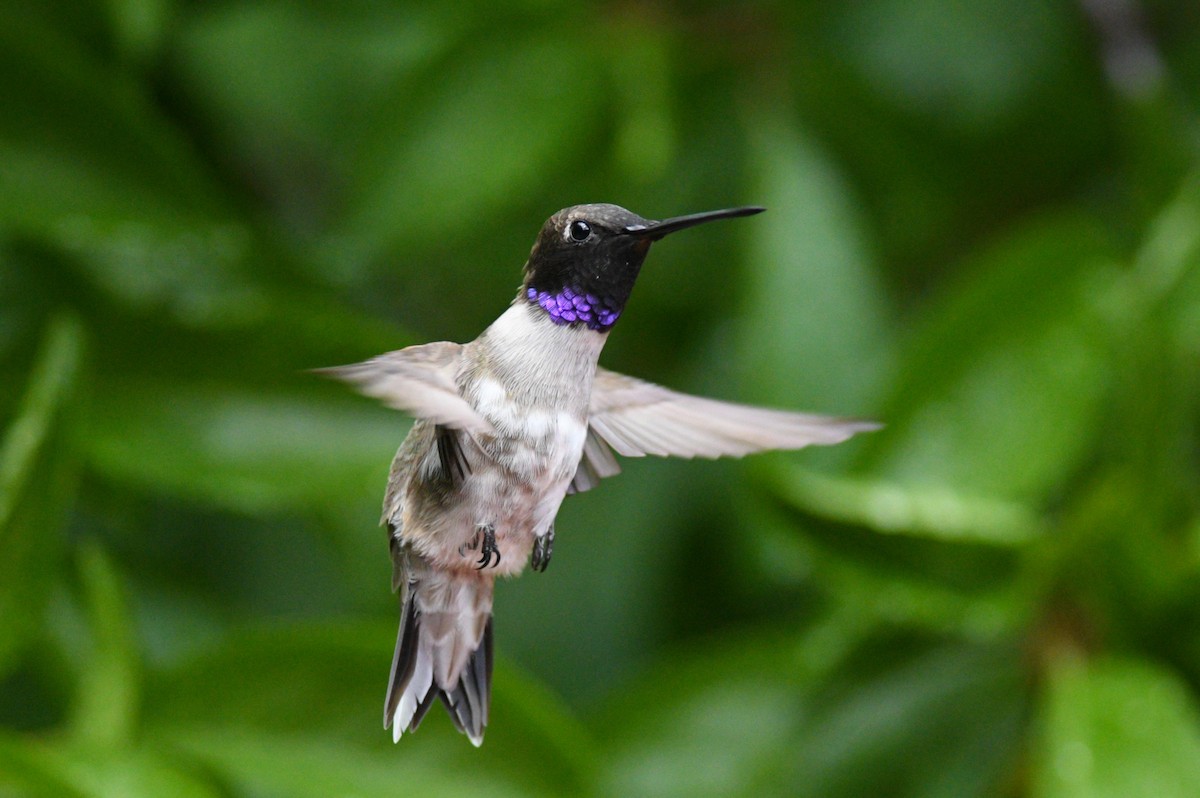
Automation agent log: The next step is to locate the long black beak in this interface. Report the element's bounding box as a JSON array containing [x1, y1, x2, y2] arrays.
[[621, 206, 765, 241]]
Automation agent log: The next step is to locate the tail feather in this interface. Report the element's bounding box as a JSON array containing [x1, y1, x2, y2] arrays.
[[384, 593, 420, 726], [384, 559, 494, 746], [440, 617, 493, 740]]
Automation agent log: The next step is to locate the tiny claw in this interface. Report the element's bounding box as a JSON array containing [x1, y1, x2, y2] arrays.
[[531, 527, 554, 573], [474, 525, 500, 570]]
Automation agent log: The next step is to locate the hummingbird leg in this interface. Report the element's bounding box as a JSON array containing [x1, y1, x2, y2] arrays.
[[531, 526, 554, 573], [475, 524, 500, 569]]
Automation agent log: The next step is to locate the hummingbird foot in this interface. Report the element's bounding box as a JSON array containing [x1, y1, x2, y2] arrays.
[[531, 527, 554, 573], [474, 524, 500, 570]]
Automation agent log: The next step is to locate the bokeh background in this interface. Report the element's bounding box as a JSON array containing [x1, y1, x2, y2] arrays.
[[3, 1, 1200, 796]]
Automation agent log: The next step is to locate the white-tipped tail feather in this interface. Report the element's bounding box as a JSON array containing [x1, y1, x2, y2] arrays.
[[385, 557, 494, 746]]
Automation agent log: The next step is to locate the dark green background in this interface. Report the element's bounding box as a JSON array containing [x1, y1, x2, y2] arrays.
[[3, 1, 1200, 796]]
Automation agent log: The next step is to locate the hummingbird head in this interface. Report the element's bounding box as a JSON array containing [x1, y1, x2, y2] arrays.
[[521, 203, 764, 332]]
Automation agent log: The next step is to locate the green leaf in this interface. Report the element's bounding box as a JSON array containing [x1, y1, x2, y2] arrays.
[[86, 380, 395, 515], [142, 622, 391, 742], [772, 465, 1044, 546], [829, 0, 1076, 131], [783, 642, 1027, 798], [159, 726, 532, 798], [861, 213, 1115, 502], [102, 0, 176, 67], [782, 533, 1028, 636], [70, 542, 140, 750], [0, 732, 87, 797], [173, 4, 457, 155], [0, 9, 228, 227], [0, 733, 220, 798], [1127, 173, 1200, 355], [52, 215, 266, 328], [600, 631, 1025, 798], [761, 469, 1033, 635], [740, 111, 891, 415], [598, 631, 815, 798], [144, 621, 590, 794], [486, 661, 600, 794], [331, 27, 606, 268], [0, 314, 84, 674], [0, 9, 285, 333], [1034, 655, 1200, 798]]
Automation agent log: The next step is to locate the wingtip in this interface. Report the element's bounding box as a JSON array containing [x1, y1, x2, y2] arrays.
[[308, 363, 354, 381], [827, 418, 883, 444]]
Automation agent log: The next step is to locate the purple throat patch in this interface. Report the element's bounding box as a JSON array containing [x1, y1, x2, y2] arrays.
[[527, 286, 620, 330]]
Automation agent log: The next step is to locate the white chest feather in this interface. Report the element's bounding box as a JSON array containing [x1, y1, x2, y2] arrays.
[[451, 302, 605, 555], [470, 302, 603, 475], [473, 379, 588, 478]]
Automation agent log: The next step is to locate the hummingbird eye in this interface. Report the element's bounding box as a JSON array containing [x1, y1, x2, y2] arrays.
[[567, 220, 592, 242]]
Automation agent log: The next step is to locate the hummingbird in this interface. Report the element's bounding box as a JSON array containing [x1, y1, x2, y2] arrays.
[[321, 203, 878, 746]]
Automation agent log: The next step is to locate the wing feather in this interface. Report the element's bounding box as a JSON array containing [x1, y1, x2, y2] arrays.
[[316, 342, 494, 435], [568, 429, 622, 494], [588, 368, 879, 461]]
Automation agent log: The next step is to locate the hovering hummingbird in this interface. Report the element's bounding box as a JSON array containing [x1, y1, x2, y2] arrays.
[[321, 203, 878, 746]]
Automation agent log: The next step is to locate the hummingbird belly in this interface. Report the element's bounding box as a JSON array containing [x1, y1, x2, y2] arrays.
[[456, 399, 586, 575], [392, 409, 582, 574]]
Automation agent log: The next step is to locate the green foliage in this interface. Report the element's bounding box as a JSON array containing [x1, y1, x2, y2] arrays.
[[3, 1, 1200, 795]]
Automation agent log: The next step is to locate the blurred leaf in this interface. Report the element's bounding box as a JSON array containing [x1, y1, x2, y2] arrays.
[[56, 216, 267, 327], [173, 3, 457, 155], [145, 621, 591, 794], [0, 7, 283, 333], [861, 214, 1115, 502], [781, 530, 1029, 637], [609, 22, 675, 182], [160, 726, 532, 798], [1034, 654, 1200, 798], [143, 622, 389, 741], [486, 661, 600, 795], [600, 630, 1024, 798], [782, 642, 1026, 798], [0, 732, 86, 797], [331, 27, 606, 268], [772, 465, 1044, 545], [740, 111, 891, 415], [1127, 171, 1200, 348], [828, 0, 1075, 131], [765, 467, 1035, 636], [0, 314, 83, 674], [70, 542, 140, 750], [0, 9, 227, 226], [86, 381, 394, 514], [599, 631, 813, 798], [0, 732, 219, 798], [103, 0, 176, 67]]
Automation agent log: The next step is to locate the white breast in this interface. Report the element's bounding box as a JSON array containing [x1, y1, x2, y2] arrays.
[[453, 302, 605, 567]]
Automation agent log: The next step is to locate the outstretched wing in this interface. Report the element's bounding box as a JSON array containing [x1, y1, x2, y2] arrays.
[[586, 367, 879, 460], [316, 342, 494, 435]]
